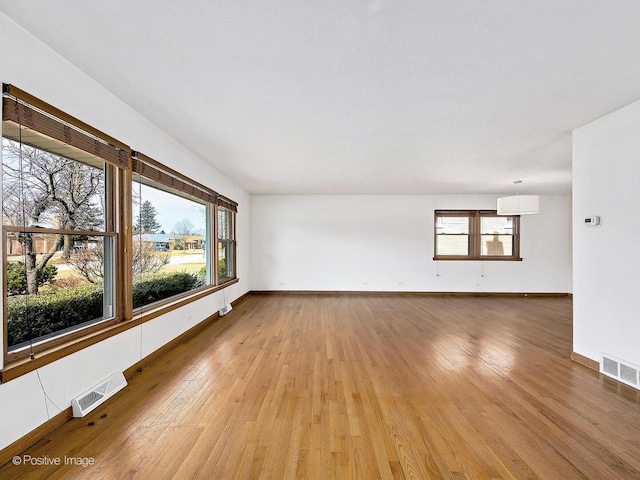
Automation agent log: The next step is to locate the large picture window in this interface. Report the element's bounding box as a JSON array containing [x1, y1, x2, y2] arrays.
[[132, 153, 213, 311], [2, 90, 124, 355], [1, 84, 238, 380], [434, 210, 521, 261]]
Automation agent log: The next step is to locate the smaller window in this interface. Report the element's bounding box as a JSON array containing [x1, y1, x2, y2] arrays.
[[217, 207, 236, 282], [434, 210, 521, 261]]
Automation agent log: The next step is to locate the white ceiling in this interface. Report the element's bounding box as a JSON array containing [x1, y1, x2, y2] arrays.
[[2, 1, 640, 195]]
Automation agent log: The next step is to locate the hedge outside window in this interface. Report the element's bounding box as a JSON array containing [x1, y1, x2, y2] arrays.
[[434, 210, 521, 261]]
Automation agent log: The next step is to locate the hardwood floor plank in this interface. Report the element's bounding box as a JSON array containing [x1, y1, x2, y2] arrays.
[[3, 294, 640, 479]]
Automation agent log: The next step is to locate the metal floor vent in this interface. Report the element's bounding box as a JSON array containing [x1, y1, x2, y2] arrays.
[[219, 303, 233, 316], [72, 372, 127, 417], [601, 354, 640, 390]]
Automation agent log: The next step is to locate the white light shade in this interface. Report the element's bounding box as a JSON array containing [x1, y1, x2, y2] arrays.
[[497, 195, 539, 215]]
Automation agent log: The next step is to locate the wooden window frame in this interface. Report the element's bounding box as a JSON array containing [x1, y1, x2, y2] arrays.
[[434, 210, 522, 261], [2, 85, 129, 369], [216, 206, 237, 284], [1, 85, 239, 382], [132, 152, 218, 204]]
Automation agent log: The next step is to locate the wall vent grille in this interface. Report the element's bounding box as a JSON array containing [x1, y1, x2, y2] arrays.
[[71, 372, 127, 417], [601, 354, 639, 391]]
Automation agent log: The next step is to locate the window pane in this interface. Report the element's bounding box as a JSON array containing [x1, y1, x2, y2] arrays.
[[6, 232, 112, 351], [132, 180, 208, 310], [481, 216, 514, 235], [218, 241, 234, 280], [3, 132, 113, 350], [217, 208, 233, 240], [436, 216, 469, 234], [436, 235, 470, 256], [481, 234, 514, 256], [2, 137, 106, 231]]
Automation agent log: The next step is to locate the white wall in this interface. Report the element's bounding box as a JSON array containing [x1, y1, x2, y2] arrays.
[[251, 194, 572, 293], [0, 13, 250, 450], [573, 99, 640, 366]]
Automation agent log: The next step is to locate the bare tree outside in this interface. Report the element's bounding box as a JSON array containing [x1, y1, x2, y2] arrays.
[[172, 218, 195, 250], [68, 240, 170, 283], [2, 138, 104, 294], [67, 244, 104, 284], [132, 241, 170, 276]]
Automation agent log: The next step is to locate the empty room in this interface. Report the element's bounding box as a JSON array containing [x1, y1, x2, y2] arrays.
[[1, 1, 640, 479]]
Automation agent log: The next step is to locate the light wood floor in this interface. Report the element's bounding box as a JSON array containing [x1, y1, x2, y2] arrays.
[[3, 293, 640, 479]]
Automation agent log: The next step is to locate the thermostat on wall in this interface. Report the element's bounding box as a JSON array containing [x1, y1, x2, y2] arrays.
[[584, 216, 601, 227]]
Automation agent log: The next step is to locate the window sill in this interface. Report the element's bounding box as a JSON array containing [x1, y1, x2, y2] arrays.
[[1, 278, 238, 383], [433, 257, 523, 261]]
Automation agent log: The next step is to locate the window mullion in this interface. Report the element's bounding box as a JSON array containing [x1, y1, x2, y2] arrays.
[[514, 216, 520, 258], [214, 206, 219, 285], [120, 167, 133, 320], [206, 203, 212, 285], [471, 213, 479, 258], [231, 211, 237, 279]]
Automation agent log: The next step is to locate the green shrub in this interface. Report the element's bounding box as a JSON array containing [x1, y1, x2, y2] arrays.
[[201, 262, 231, 281], [6, 261, 58, 295], [133, 271, 204, 309], [7, 283, 103, 348], [7, 271, 204, 348], [218, 259, 226, 279]]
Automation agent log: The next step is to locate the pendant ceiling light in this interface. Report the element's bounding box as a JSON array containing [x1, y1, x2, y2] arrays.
[[497, 180, 539, 215]]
